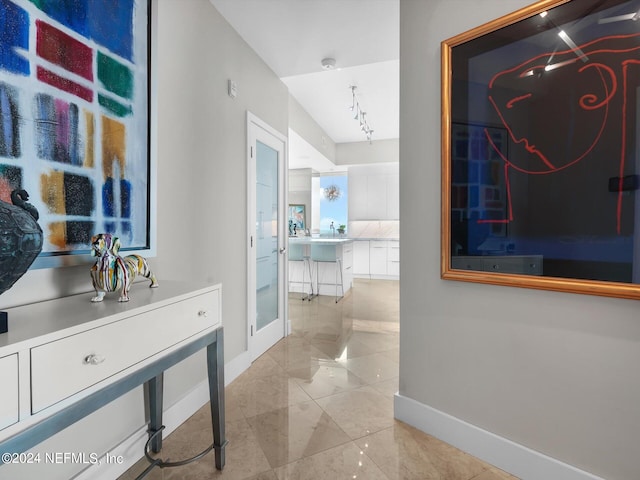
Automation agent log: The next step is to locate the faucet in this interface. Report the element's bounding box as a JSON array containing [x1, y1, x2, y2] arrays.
[[330, 222, 335, 237]]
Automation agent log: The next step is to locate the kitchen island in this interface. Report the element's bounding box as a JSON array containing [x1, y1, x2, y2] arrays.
[[288, 237, 353, 299]]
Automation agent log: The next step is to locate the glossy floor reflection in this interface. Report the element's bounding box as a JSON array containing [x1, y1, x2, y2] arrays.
[[119, 279, 517, 480]]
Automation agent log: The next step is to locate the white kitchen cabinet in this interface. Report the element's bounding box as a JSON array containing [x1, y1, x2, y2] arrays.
[[348, 174, 368, 220], [348, 164, 399, 221], [370, 240, 389, 276], [353, 241, 370, 276], [388, 240, 400, 277], [366, 174, 388, 219], [354, 240, 399, 279]]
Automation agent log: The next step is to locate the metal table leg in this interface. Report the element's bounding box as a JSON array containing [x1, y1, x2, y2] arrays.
[[147, 373, 164, 453], [207, 327, 226, 470]]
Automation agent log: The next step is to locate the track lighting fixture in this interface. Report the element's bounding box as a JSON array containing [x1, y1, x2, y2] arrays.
[[349, 85, 374, 143]]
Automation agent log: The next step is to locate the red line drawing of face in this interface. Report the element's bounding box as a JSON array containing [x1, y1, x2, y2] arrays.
[[484, 32, 640, 232]]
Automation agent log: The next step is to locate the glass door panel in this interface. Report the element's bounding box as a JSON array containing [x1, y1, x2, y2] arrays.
[[256, 140, 279, 331], [248, 112, 287, 361]]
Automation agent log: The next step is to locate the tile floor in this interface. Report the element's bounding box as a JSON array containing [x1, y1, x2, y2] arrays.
[[119, 279, 517, 480]]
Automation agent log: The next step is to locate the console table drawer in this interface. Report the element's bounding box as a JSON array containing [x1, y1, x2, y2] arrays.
[[31, 290, 220, 413], [0, 354, 18, 431]]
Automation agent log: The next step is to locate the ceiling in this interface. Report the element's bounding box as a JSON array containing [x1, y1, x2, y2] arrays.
[[209, 0, 400, 168]]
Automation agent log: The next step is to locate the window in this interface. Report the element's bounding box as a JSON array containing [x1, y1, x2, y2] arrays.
[[319, 174, 348, 235]]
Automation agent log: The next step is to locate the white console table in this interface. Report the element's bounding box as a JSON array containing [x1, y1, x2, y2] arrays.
[[0, 280, 225, 476]]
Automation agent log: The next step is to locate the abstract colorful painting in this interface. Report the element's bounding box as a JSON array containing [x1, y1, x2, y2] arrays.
[[0, 0, 151, 262], [288, 204, 305, 233]]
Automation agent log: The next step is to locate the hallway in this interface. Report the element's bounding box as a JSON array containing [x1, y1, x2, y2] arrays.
[[120, 279, 516, 479]]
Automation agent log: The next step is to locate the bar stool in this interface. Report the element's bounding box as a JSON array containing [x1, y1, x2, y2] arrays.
[[289, 243, 313, 301], [310, 244, 344, 303]]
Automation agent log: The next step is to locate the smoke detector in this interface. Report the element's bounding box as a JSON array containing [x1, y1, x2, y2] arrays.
[[321, 58, 336, 70]]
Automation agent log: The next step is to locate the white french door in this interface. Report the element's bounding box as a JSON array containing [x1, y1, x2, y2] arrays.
[[247, 112, 288, 361]]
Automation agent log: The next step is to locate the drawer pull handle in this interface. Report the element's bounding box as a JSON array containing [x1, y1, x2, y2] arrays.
[[83, 354, 105, 366], [198, 310, 208, 317]]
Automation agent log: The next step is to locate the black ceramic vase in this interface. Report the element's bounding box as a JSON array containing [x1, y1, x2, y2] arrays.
[[0, 190, 43, 296]]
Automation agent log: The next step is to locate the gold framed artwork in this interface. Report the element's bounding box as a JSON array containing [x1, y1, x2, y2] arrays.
[[441, 0, 640, 299]]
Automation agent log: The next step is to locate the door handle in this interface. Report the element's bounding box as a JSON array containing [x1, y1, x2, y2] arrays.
[[279, 247, 287, 254]]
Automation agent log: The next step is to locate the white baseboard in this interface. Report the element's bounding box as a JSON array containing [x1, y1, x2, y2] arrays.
[[224, 350, 251, 385], [353, 274, 400, 280], [394, 394, 604, 480], [353, 273, 371, 279], [74, 351, 252, 480], [370, 274, 399, 280]]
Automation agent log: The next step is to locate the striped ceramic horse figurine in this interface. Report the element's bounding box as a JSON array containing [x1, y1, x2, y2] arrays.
[[90, 233, 158, 302]]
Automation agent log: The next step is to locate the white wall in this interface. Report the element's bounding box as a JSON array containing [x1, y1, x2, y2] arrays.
[[289, 95, 336, 163], [399, 2, 640, 480], [288, 168, 312, 232], [152, 0, 287, 362], [336, 138, 399, 165], [0, 1, 289, 478]]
